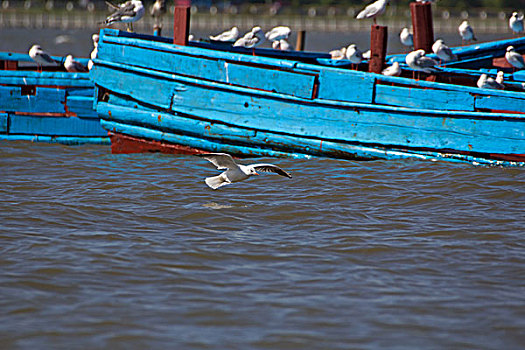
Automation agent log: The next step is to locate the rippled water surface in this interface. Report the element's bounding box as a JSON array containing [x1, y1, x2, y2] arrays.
[[1, 142, 524, 349]]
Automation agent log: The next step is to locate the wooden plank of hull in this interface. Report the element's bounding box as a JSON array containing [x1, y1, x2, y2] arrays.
[[0, 112, 7, 133], [97, 42, 317, 99], [375, 84, 475, 111], [8, 114, 107, 137], [0, 86, 66, 114], [0, 135, 109, 145], [0, 71, 91, 87], [92, 63, 525, 156], [102, 119, 523, 165], [98, 101, 525, 164]]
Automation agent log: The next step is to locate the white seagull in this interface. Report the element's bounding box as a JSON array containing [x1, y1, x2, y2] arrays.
[[509, 12, 524, 34], [198, 153, 292, 190], [406, 49, 438, 73], [265, 26, 292, 42], [432, 39, 458, 63], [356, 0, 389, 24], [210, 26, 240, 42], [272, 39, 293, 51], [400, 27, 413, 48], [477, 72, 504, 90], [103, 0, 145, 32], [382, 61, 401, 76], [346, 44, 363, 65], [64, 55, 88, 73], [329, 47, 346, 60], [88, 33, 99, 70], [458, 20, 477, 42], [505, 46, 525, 69], [150, 0, 166, 17], [233, 26, 266, 49], [29, 45, 57, 71]]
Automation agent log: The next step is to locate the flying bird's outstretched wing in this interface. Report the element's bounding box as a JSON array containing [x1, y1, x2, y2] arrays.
[[198, 153, 238, 170], [251, 164, 292, 178]]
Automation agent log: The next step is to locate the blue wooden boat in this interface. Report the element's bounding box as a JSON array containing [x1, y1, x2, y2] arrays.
[[91, 29, 525, 166], [0, 52, 108, 145]]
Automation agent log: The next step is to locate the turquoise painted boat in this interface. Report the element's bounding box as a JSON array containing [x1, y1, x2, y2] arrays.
[[91, 29, 525, 166], [0, 52, 108, 145]]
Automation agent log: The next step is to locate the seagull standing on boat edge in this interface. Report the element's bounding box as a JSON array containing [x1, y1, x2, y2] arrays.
[[29, 45, 57, 70], [346, 44, 363, 65], [356, 0, 389, 24], [210, 26, 240, 42], [505, 46, 525, 69], [432, 39, 458, 63], [406, 49, 438, 73], [64, 55, 88, 72], [509, 12, 524, 35], [399, 27, 413, 48], [477, 72, 505, 90], [382, 61, 401, 76], [233, 26, 266, 49], [458, 20, 477, 42], [198, 153, 292, 190], [103, 0, 145, 32]]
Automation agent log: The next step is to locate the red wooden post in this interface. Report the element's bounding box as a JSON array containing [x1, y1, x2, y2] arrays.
[[173, 6, 190, 46], [295, 30, 305, 51], [410, 2, 434, 53], [369, 25, 388, 73]]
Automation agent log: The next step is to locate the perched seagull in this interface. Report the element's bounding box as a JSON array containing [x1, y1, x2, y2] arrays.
[[64, 55, 88, 73], [272, 39, 293, 51], [88, 34, 99, 70], [432, 39, 458, 63], [233, 26, 265, 49], [505, 46, 525, 69], [477, 72, 504, 90], [198, 153, 292, 190], [356, 0, 389, 24], [509, 12, 524, 35], [458, 20, 477, 43], [103, 0, 145, 32], [399, 27, 413, 48], [265, 26, 292, 42], [382, 61, 401, 76], [346, 44, 363, 66], [210, 26, 240, 42], [149, 0, 166, 17], [362, 50, 371, 60], [329, 47, 346, 60], [29, 45, 56, 71], [406, 49, 438, 73]]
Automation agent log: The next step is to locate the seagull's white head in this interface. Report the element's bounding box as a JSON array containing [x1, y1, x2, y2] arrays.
[[507, 46, 515, 52], [249, 168, 259, 176]]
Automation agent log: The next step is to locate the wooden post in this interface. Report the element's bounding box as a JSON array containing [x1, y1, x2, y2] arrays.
[[369, 25, 388, 73], [410, 2, 434, 53], [295, 30, 305, 51], [173, 6, 190, 46]]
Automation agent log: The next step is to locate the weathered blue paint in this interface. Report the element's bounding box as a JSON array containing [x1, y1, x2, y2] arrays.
[[0, 52, 107, 145], [92, 29, 525, 165], [0, 135, 110, 145]]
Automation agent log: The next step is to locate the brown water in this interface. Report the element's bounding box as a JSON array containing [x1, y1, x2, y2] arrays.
[[1, 142, 524, 349]]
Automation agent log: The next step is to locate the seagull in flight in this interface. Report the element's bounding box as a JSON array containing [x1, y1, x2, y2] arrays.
[[103, 0, 145, 32], [210, 26, 240, 42], [198, 153, 292, 190], [356, 0, 389, 24]]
